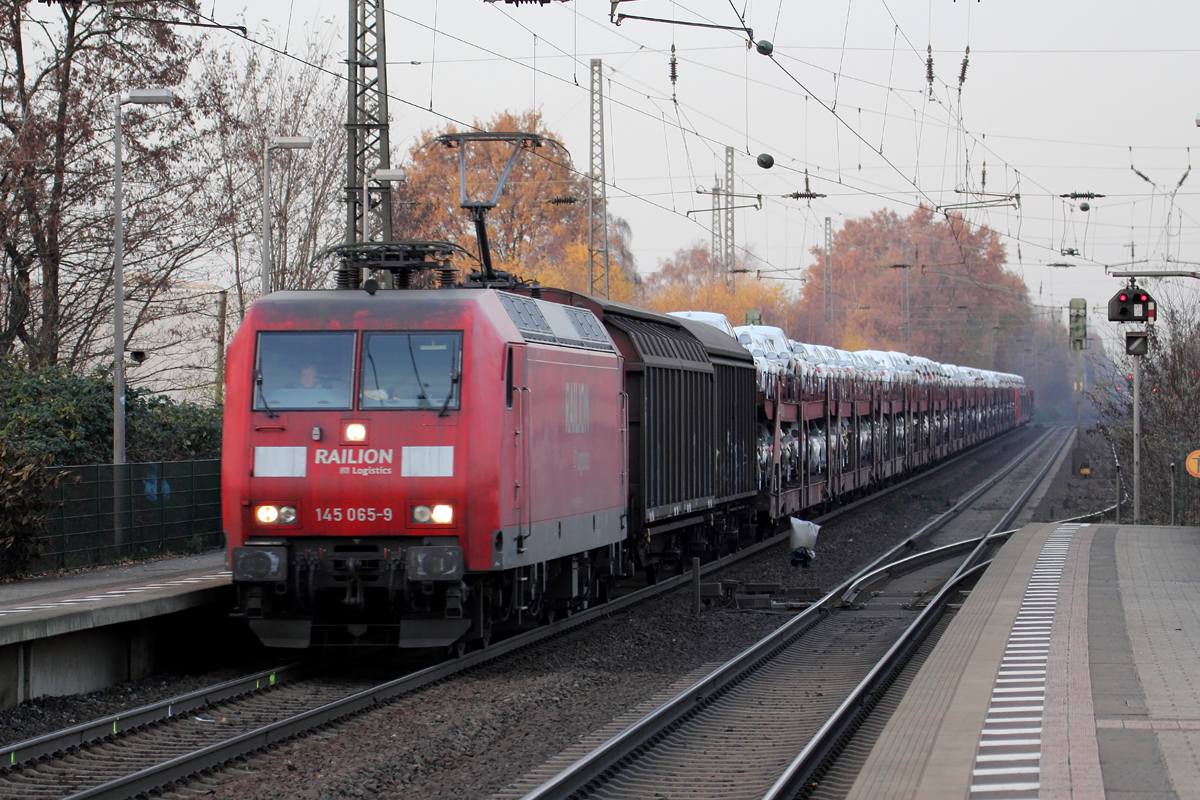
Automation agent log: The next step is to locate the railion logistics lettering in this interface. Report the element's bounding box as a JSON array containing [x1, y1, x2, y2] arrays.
[[314, 448, 394, 465]]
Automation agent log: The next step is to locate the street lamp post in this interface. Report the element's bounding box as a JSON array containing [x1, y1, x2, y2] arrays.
[[113, 88, 174, 545], [261, 136, 313, 295]]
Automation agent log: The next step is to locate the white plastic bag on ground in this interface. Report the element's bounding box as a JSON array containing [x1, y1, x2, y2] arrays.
[[789, 518, 819, 568]]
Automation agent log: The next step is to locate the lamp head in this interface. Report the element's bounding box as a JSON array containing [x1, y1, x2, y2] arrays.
[[372, 168, 407, 183], [269, 136, 313, 150], [123, 89, 175, 105]]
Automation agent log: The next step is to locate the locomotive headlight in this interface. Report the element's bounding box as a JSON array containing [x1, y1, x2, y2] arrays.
[[343, 422, 367, 442], [412, 504, 454, 524], [254, 505, 296, 524]]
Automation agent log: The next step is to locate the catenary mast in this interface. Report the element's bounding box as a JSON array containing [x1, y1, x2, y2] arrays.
[[346, 0, 395, 248]]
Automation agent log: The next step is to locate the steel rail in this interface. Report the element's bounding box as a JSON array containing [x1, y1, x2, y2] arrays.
[[839, 528, 1016, 608], [515, 427, 1062, 800], [16, 424, 1032, 800], [947, 426, 1074, 586], [0, 663, 306, 769], [842, 424, 1068, 605], [760, 561, 992, 800], [762, 427, 1073, 800]]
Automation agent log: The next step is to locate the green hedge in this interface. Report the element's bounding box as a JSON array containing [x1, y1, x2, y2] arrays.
[[0, 357, 222, 466], [0, 443, 69, 575]]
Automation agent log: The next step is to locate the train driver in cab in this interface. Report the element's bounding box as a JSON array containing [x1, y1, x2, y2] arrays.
[[298, 363, 325, 391]]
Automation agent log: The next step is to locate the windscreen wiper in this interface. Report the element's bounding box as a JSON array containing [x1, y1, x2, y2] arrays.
[[438, 355, 461, 417], [254, 369, 279, 418], [407, 337, 431, 407]]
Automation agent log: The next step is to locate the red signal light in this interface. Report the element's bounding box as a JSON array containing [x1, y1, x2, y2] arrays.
[[1139, 294, 1148, 302], [1119, 293, 1128, 301]]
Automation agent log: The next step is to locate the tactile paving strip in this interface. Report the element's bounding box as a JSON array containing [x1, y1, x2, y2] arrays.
[[968, 523, 1081, 798]]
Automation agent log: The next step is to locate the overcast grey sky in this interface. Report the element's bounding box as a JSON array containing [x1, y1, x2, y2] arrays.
[[212, 0, 1200, 344]]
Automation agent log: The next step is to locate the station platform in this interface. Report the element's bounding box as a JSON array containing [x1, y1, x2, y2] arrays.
[[0, 552, 232, 707], [848, 522, 1200, 800]]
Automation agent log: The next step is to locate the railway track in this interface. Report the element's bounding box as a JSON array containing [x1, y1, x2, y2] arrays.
[[506, 425, 1072, 800], [0, 425, 1063, 800]]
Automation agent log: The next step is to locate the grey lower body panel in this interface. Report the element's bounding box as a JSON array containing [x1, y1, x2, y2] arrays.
[[493, 506, 626, 570]]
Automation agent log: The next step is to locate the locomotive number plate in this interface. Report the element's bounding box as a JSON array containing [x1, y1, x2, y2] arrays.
[[316, 507, 393, 522]]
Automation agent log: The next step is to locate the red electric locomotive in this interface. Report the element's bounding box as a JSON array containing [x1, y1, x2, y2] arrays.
[[223, 277, 629, 648]]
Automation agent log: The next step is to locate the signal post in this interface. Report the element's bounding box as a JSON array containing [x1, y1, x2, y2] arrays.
[[1068, 299, 1087, 473], [1108, 281, 1156, 523]]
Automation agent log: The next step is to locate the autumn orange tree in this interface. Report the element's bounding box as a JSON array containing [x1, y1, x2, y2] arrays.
[[393, 110, 638, 300], [791, 206, 1074, 416], [638, 243, 793, 326]]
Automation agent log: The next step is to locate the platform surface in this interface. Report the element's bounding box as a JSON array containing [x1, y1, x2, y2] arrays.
[[847, 522, 1200, 800], [0, 551, 230, 646]]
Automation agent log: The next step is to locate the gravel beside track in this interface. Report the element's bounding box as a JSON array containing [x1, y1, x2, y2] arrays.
[[0, 424, 1056, 800]]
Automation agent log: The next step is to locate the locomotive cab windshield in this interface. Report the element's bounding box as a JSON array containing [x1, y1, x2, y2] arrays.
[[254, 331, 355, 411], [251, 330, 463, 413], [359, 332, 462, 411]]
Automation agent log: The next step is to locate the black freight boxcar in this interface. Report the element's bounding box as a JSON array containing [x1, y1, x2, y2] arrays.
[[518, 288, 760, 579]]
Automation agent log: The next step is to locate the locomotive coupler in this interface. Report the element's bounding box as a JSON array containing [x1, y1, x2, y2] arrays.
[[444, 582, 466, 619], [342, 557, 366, 608], [385, 552, 403, 610], [292, 549, 320, 610]]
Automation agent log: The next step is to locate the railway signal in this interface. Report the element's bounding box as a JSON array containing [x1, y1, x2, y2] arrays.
[[1107, 283, 1156, 323], [1068, 299, 1088, 343]]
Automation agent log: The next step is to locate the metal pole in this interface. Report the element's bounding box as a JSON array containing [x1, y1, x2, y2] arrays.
[[215, 290, 227, 405], [1116, 465, 1121, 524], [1080, 347, 1089, 450], [262, 141, 271, 295], [345, 0, 359, 245], [587, 58, 609, 298], [1170, 462, 1177, 526], [112, 95, 126, 548], [724, 145, 735, 285], [1133, 354, 1141, 524]]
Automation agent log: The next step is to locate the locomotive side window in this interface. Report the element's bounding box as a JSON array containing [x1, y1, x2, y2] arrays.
[[254, 332, 356, 411], [505, 347, 514, 409], [359, 332, 463, 411]]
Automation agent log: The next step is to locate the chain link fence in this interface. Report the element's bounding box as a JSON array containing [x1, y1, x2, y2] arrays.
[[34, 460, 222, 572]]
